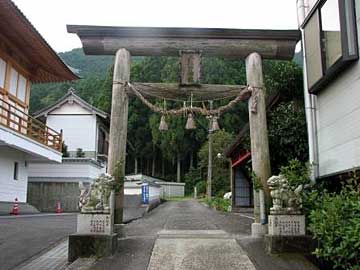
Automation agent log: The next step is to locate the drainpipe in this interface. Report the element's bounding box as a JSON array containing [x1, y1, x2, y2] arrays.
[[297, 0, 319, 181]]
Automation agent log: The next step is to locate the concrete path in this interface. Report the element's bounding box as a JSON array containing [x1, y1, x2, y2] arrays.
[[148, 230, 256, 270], [90, 200, 254, 270], [90, 199, 317, 270]]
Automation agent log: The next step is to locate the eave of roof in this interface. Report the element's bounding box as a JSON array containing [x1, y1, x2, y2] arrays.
[[33, 88, 108, 119], [0, 0, 78, 83]]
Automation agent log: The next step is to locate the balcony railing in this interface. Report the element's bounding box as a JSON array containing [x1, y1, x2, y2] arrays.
[[0, 97, 62, 152]]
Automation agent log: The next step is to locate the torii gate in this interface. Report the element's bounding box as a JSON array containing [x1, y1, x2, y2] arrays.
[[68, 26, 300, 236]]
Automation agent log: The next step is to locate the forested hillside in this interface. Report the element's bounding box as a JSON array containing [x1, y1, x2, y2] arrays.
[[30, 48, 307, 195]]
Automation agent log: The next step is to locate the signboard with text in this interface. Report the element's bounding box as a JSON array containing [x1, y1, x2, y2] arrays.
[[268, 215, 305, 236], [142, 183, 149, 204], [77, 214, 113, 235]]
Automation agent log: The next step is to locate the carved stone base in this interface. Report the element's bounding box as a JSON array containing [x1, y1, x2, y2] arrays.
[[68, 233, 117, 262], [264, 235, 315, 254]]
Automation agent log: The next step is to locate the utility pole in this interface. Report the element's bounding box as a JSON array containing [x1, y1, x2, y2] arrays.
[[207, 101, 213, 199]]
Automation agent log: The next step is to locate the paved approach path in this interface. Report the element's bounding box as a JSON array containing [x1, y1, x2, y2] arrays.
[[90, 200, 317, 270]]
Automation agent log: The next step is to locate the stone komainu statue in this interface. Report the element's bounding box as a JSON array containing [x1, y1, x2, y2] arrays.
[[79, 174, 115, 213], [267, 175, 303, 215]]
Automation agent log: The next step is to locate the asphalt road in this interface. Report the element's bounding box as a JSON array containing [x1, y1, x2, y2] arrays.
[[0, 214, 76, 270]]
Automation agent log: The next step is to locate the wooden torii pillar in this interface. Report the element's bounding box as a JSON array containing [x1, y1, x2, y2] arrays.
[[68, 25, 300, 236], [246, 52, 271, 236], [108, 48, 131, 226]]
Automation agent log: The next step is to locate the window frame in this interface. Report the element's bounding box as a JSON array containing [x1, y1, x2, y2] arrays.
[[0, 51, 30, 108], [302, 0, 359, 94], [0, 57, 7, 90], [13, 161, 19, 180], [8, 67, 28, 104]]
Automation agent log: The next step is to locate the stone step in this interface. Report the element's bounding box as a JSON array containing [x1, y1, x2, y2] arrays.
[[157, 229, 231, 239]]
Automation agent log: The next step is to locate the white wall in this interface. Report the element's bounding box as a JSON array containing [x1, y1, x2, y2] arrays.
[[28, 161, 105, 181], [315, 1, 360, 177], [49, 102, 91, 115], [149, 185, 161, 202], [0, 147, 28, 202], [47, 114, 97, 153], [124, 183, 142, 195], [159, 183, 185, 198]]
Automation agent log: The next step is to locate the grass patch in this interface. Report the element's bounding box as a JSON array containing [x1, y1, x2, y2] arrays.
[[162, 196, 193, 202], [201, 197, 231, 212]]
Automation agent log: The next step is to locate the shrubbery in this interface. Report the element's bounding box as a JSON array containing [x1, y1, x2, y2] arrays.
[[203, 197, 231, 212], [279, 160, 360, 269], [307, 175, 360, 270], [195, 181, 207, 196], [183, 167, 202, 195]]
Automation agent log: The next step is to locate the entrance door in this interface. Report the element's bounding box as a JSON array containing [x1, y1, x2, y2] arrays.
[[234, 168, 253, 207]]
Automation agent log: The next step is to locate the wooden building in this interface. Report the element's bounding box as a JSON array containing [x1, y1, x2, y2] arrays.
[[27, 88, 109, 212], [225, 93, 280, 211], [0, 0, 77, 207]]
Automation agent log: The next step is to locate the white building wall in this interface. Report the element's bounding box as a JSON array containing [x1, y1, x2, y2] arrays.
[[315, 1, 360, 177], [0, 147, 28, 202], [46, 114, 97, 153], [49, 102, 91, 115], [28, 161, 104, 182]]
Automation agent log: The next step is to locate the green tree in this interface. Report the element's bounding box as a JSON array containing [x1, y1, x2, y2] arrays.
[[198, 130, 234, 197]]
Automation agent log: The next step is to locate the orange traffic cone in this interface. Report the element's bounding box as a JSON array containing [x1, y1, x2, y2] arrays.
[[10, 198, 19, 215], [55, 201, 62, 213]]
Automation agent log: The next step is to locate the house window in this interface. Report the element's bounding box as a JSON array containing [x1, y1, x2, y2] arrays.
[[321, 0, 342, 69], [0, 57, 6, 89], [303, 0, 358, 93], [9, 67, 27, 102], [13, 162, 19, 180]]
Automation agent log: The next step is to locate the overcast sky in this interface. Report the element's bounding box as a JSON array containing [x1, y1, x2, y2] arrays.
[[12, 0, 299, 53]]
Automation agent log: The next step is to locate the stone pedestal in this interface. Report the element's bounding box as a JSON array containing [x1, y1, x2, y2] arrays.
[[251, 223, 268, 237], [264, 235, 315, 254], [68, 233, 118, 262], [266, 214, 309, 254], [68, 213, 118, 262]]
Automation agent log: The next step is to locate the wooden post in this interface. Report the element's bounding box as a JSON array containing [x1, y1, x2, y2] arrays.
[[108, 48, 131, 225], [134, 157, 138, 174], [176, 153, 181, 182], [246, 52, 271, 224], [207, 101, 214, 199], [162, 157, 165, 178], [152, 144, 156, 176], [229, 159, 234, 208]]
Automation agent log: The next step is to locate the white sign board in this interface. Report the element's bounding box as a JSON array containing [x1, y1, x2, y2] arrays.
[[268, 215, 305, 236], [77, 214, 113, 235]]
